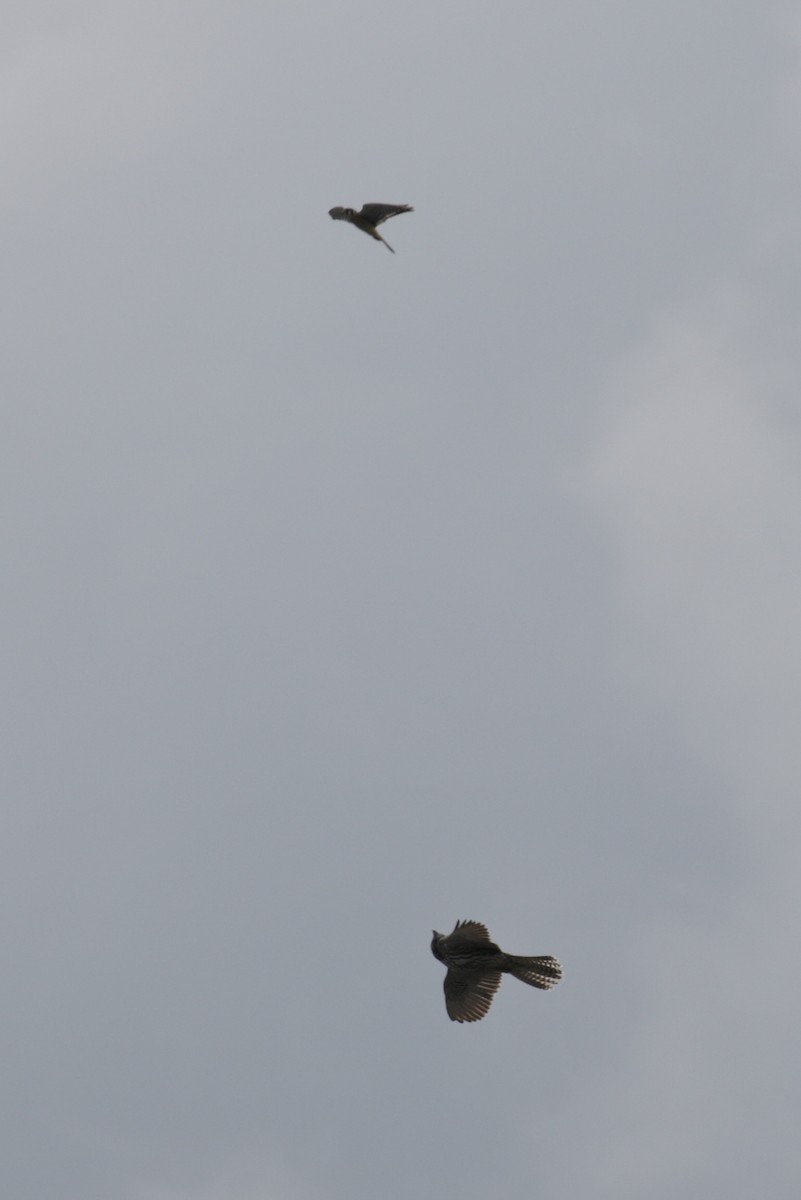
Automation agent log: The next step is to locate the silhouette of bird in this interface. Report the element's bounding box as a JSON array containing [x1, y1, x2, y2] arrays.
[[431, 920, 562, 1023], [328, 202, 413, 253]]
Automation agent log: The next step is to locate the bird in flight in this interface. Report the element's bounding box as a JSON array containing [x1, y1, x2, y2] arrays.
[[431, 920, 562, 1023], [328, 202, 413, 253]]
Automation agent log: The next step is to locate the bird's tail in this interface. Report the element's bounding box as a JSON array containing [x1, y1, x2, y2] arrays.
[[504, 954, 563, 990]]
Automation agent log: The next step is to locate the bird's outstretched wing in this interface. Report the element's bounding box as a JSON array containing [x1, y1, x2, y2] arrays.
[[444, 920, 501, 963], [358, 203, 413, 227], [450, 919, 492, 943], [444, 969, 502, 1023]]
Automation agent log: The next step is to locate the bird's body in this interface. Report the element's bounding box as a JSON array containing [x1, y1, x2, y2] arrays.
[[431, 920, 562, 1023], [328, 202, 413, 253]]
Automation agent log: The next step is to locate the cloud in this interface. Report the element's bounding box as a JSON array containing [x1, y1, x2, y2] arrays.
[[0, 3, 220, 210], [583, 290, 801, 813], [559, 286, 801, 1196]]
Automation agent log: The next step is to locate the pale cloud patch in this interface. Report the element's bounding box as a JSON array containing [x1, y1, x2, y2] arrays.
[[0, 3, 220, 210], [582, 292, 801, 824], [558, 290, 801, 1196]]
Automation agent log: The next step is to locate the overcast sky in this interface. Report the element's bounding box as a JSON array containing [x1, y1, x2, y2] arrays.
[[3, 3, 801, 1198]]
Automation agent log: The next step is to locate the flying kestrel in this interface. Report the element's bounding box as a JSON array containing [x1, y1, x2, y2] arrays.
[[431, 920, 562, 1023], [328, 202, 413, 253]]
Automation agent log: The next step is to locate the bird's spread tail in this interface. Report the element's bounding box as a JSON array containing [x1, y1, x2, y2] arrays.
[[504, 954, 562, 990]]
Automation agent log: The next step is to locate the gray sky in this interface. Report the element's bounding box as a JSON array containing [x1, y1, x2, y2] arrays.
[[3, 3, 801, 1197]]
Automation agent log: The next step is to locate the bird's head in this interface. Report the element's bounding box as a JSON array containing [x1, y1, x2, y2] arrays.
[[328, 206, 354, 221], [431, 930, 445, 962]]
